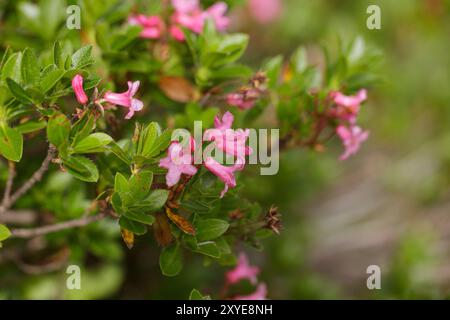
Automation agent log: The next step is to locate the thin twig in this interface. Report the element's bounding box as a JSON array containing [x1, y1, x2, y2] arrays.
[[10, 213, 106, 238], [1, 161, 15, 207], [0, 145, 56, 214]]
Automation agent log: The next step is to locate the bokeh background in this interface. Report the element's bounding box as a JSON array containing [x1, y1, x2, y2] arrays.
[[1, 0, 450, 299]]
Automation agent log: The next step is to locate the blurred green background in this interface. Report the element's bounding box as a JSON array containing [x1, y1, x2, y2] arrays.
[[1, 0, 450, 299]]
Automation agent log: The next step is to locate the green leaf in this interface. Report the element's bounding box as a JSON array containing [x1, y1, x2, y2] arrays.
[[47, 112, 70, 148], [129, 170, 153, 200], [70, 112, 95, 145], [21, 48, 40, 85], [106, 142, 132, 165], [0, 224, 12, 241], [0, 126, 23, 162], [114, 172, 129, 194], [71, 46, 94, 69], [130, 189, 169, 213], [123, 210, 155, 225], [195, 219, 229, 241], [110, 25, 141, 51], [15, 119, 47, 134], [119, 216, 147, 235], [194, 241, 221, 258], [6, 78, 33, 104], [138, 122, 158, 157], [72, 133, 113, 153], [146, 129, 172, 158], [159, 244, 183, 277], [41, 68, 64, 93], [53, 41, 65, 69], [62, 155, 99, 182], [1, 52, 23, 84]]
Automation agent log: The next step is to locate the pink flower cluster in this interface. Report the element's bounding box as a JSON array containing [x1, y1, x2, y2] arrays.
[[330, 89, 369, 160], [128, 15, 165, 39], [71, 74, 145, 120], [170, 0, 230, 41], [225, 253, 267, 300], [127, 0, 230, 42], [159, 111, 251, 198]]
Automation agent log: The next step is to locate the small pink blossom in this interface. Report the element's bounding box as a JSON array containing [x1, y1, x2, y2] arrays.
[[128, 15, 165, 39], [205, 2, 230, 31], [336, 125, 369, 161], [169, 25, 186, 41], [248, 0, 282, 24], [227, 92, 257, 110], [102, 81, 144, 119], [330, 89, 367, 123], [72, 74, 88, 105], [170, 0, 229, 41], [233, 283, 267, 300], [172, 0, 199, 13], [214, 111, 234, 130], [204, 156, 244, 198], [205, 112, 252, 157], [226, 253, 260, 285], [159, 141, 197, 187]]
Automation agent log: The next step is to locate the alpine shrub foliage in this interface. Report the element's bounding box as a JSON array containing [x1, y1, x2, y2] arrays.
[[0, 0, 380, 297]]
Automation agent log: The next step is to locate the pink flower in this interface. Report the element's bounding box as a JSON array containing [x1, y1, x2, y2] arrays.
[[226, 253, 260, 285], [159, 141, 198, 187], [233, 283, 267, 300], [227, 91, 257, 110], [205, 2, 230, 31], [103, 81, 144, 119], [248, 0, 282, 24], [170, 0, 229, 41], [169, 25, 186, 41], [336, 125, 369, 161], [172, 0, 199, 13], [72, 74, 88, 105], [214, 111, 234, 130], [205, 112, 252, 157], [204, 156, 244, 198], [128, 15, 164, 39], [330, 89, 367, 124]]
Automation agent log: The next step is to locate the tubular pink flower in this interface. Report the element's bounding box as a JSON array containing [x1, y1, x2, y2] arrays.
[[336, 125, 369, 161], [128, 15, 165, 39], [103, 81, 144, 119], [226, 253, 260, 285], [248, 0, 282, 24], [72, 74, 88, 105], [330, 89, 367, 123], [233, 283, 267, 300], [204, 156, 244, 198], [159, 141, 197, 187]]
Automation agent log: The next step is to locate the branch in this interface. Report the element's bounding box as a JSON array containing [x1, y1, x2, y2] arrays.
[[0, 209, 37, 225], [2, 161, 15, 206], [0, 145, 56, 215], [10, 213, 106, 238]]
